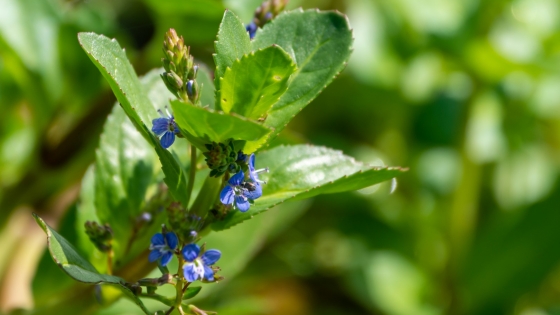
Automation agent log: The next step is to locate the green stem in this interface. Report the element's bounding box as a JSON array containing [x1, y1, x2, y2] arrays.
[[174, 254, 186, 314], [185, 144, 197, 207], [139, 293, 174, 307]]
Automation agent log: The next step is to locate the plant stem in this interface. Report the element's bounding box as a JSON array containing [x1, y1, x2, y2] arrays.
[[174, 254, 186, 313], [185, 144, 197, 207]]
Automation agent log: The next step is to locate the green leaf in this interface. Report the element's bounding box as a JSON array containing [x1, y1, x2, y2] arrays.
[[33, 213, 151, 315], [79, 33, 190, 207], [94, 104, 157, 264], [197, 64, 216, 109], [214, 10, 251, 100], [182, 286, 202, 300], [251, 9, 353, 142], [78, 32, 153, 141], [170, 100, 273, 152], [219, 46, 297, 120], [211, 145, 406, 230]]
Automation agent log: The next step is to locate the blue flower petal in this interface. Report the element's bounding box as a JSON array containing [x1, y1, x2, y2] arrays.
[[152, 118, 169, 136], [149, 249, 162, 263], [229, 170, 245, 186], [166, 232, 178, 250], [203, 265, 215, 281], [219, 185, 235, 205], [182, 243, 200, 262], [243, 183, 262, 200], [249, 154, 256, 171], [161, 251, 173, 266], [160, 131, 175, 149], [201, 249, 221, 265], [151, 233, 165, 246], [183, 263, 198, 282], [235, 195, 250, 212]]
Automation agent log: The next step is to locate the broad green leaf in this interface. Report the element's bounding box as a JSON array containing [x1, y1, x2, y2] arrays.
[[197, 64, 216, 109], [251, 10, 353, 142], [219, 46, 297, 120], [214, 10, 251, 100], [79, 33, 189, 207], [211, 145, 406, 230], [170, 100, 273, 152], [33, 214, 150, 315]]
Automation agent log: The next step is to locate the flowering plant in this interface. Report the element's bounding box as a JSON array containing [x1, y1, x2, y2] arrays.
[[33, 1, 405, 314]]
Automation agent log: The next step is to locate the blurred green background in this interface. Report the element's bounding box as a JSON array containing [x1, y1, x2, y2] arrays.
[[1, 0, 560, 314]]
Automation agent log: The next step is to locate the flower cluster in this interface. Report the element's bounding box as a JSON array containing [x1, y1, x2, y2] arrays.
[[203, 140, 241, 177], [161, 28, 200, 103], [84, 221, 113, 252], [149, 231, 222, 283], [246, 0, 288, 39], [220, 154, 268, 212]]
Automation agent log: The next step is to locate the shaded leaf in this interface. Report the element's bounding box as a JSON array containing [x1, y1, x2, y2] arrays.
[[211, 145, 406, 230], [183, 286, 202, 300], [33, 214, 150, 315], [251, 10, 353, 142], [220, 46, 297, 120]]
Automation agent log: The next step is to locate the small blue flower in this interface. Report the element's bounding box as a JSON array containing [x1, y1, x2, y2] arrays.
[[152, 108, 179, 149], [246, 22, 257, 39], [149, 232, 178, 266], [182, 244, 221, 282], [220, 170, 251, 211], [219, 154, 268, 212]]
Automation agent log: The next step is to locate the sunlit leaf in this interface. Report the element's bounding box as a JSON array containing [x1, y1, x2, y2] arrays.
[[214, 9, 251, 102], [219, 46, 297, 120], [211, 145, 406, 230], [251, 9, 353, 142]]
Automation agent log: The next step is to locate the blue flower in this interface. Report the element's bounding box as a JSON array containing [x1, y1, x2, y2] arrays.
[[152, 108, 179, 149], [219, 154, 268, 212], [149, 232, 178, 266], [219, 170, 251, 212], [246, 22, 257, 39], [182, 244, 221, 282]]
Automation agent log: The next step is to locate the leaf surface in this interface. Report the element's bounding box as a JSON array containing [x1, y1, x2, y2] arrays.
[[211, 145, 406, 230], [220, 46, 296, 120], [251, 10, 353, 142], [33, 214, 150, 315], [214, 10, 251, 103], [79, 33, 189, 207], [170, 100, 273, 153]]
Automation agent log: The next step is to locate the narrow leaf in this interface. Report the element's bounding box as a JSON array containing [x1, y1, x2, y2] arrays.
[[79, 33, 190, 207], [211, 145, 406, 230], [214, 10, 251, 103], [183, 286, 202, 300], [220, 46, 297, 120], [33, 214, 151, 315], [170, 100, 273, 152], [251, 10, 353, 142]]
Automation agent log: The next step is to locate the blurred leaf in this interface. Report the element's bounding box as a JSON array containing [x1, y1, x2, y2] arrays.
[[211, 145, 406, 230], [251, 9, 353, 142], [197, 64, 216, 109], [32, 213, 150, 315], [183, 286, 202, 300], [461, 183, 560, 313], [214, 9, 251, 98], [79, 32, 190, 207], [220, 46, 297, 120], [170, 100, 273, 152]]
